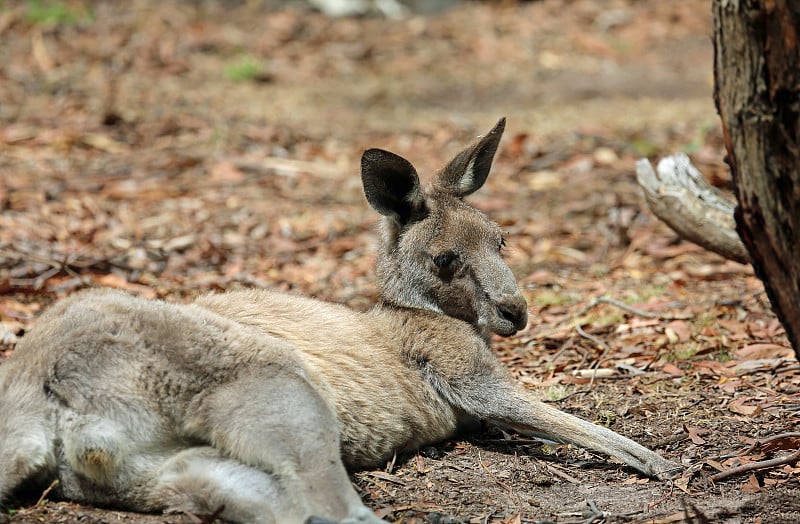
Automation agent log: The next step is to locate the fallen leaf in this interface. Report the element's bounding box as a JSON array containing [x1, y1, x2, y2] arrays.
[[415, 455, 427, 475], [741, 473, 761, 493], [674, 474, 692, 494], [683, 425, 708, 445], [661, 362, 684, 376], [736, 343, 794, 360], [760, 436, 800, 453], [665, 320, 691, 341], [211, 160, 246, 183], [95, 274, 157, 299], [728, 397, 762, 417]]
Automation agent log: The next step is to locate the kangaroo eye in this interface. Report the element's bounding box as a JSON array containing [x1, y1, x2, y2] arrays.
[[433, 252, 458, 269], [499, 237, 506, 251]]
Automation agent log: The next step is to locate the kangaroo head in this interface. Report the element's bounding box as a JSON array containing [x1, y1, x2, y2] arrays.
[[361, 118, 528, 336]]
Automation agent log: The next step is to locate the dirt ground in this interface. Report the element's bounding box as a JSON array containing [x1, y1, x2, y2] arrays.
[[1, 1, 799, 523]]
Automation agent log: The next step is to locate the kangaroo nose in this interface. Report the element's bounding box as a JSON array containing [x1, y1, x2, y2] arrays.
[[497, 297, 528, 332]]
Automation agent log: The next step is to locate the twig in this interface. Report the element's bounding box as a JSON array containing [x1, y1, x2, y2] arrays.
[[548, 335, 575, 364], [385, 450, 397, 474], [580, 498, 641, 524], [579, 295, 692, 321], [364, 471, 407, 486], [709, 449, 800, 482], [583, 499, 605, 524], [647, 480, 675, 511], [235, 157, 341, 179], [575, 324, 611, 352], [36, 479, 59, 506], [477, 450, 513, 493], [546, 463, 581, 484]]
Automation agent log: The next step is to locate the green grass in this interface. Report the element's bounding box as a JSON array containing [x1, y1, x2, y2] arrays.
[[715, 349, 733, 363], [671, 343, 700, 361], [629, 137, 659, 157], [529, 288, 576, 308], [624, 284, 667, 305], [586, 311, 625, 328], [541, 384, 569, 402], [224, 56, 262, 82], [25, 0, 89, 26]]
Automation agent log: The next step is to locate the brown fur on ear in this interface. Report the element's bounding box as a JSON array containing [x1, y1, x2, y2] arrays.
[[435, 118, 505, 197]]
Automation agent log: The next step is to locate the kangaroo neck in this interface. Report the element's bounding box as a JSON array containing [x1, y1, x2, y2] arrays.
[[373, 298, 492, 346]]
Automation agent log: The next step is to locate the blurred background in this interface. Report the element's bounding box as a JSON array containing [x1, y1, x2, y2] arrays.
[[0, 0, 723, 303]]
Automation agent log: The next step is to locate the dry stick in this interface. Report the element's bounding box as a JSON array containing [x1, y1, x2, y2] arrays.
[[583, 499, 606, 524], [579, 295, 692, 321], [546, 463, 581, 484], [35, 479, 59, 506], [476, 450, 513, 493], [647, 480, 675, 512], [575, 324, 612, 352], [548, 335, 576, 364], [709, 449, 800, 482], [234, 157, 341, 179]]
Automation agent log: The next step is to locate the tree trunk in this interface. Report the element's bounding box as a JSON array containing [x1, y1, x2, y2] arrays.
[[713, 0, 800, 360]]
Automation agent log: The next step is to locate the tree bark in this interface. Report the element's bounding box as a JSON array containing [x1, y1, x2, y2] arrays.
[[713, 0, 800, 360]]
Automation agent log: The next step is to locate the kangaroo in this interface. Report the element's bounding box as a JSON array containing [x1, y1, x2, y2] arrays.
[[0, 118, 680, 523]]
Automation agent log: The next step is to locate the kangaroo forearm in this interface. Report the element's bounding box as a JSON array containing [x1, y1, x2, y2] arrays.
[[479, 389, 680, 479]]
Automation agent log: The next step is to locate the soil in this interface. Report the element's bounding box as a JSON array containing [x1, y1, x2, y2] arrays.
[[1, 1, 798, 523]]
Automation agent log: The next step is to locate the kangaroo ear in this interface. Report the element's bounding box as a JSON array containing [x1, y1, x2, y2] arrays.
[[436, 117, 506, 197], [361, 148, 426, 224]]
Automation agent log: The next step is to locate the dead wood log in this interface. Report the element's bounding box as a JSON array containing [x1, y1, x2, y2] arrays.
[[635, 154, 750, 265]]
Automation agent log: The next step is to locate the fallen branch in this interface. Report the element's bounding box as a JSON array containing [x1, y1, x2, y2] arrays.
[[574, 295, 692, 321], [636, 154, 750, 264], [709, 448, 800, 482]]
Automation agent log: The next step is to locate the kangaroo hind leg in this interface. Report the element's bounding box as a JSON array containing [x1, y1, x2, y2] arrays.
[[150, 447, 286, 524], [188, 366, 382, 523]]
